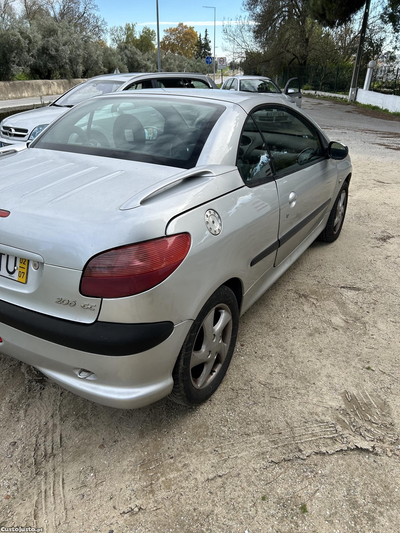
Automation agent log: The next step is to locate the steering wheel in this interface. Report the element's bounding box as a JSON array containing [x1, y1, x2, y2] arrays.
[[67, 126, 88, 145], [88, 131, 110, 148]]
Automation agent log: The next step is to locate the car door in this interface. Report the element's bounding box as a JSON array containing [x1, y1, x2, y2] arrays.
[[251, 105, 337, 266], [236, 115, 280, 283], [283, 77, 302, 108]]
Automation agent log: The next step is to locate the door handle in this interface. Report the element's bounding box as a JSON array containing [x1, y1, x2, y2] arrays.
[[288, 192, 297, 207]]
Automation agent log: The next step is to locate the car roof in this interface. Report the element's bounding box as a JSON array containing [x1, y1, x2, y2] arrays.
[[96, 88, 292, 113], [89, 72, 212, 82], [227, 75, 274, 81]]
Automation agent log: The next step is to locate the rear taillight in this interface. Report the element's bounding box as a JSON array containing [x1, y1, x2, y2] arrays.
[[80, 233, 191, 298]]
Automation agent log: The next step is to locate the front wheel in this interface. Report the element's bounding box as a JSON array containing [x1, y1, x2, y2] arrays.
[[318, 181, 348, 243], [170, 286, 239, 406]]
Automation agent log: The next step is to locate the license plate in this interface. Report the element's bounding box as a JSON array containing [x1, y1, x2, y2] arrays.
[[0, 254, 29, 284]]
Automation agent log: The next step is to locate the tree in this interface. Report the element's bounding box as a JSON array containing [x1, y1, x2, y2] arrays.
[[0, 23, 33, 79], [223, 16, 258, 60], [110, 22, 137, 47], [46, 0, 106, 38], [160, 23, 198, 58], [195, 29, 211, 59], [0, 0, 16, 27], [306, 0, 367, 28], [203, 28, 211, 57], [136, 26, 156, 54], [20, 0, 106, 38], [243, 0, 323, 67], [195, 32, 203, 58], [110, 23, 155, 53], [29, 17, 85, 78], [20, 0, 49, 25], [381, 0, 400, 32]]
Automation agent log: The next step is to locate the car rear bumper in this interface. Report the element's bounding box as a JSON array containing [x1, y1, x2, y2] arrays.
[[0, 318, 192, 409], [0, 298, 174, 355]]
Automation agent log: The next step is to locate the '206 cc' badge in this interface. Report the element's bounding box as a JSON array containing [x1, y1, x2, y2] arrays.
[[205, 209, 222, 236]]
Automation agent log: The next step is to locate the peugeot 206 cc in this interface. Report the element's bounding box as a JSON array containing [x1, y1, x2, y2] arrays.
[[0, 90, 351, 408]]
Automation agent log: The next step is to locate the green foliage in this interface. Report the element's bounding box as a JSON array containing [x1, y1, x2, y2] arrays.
[[381, 0, 400, 32], [14, 72, 31, 80], [138, 27, 156, 54], [160, 53, 209, 74], [29, 18, 85, 78], [110, 23, 155, 55], [0, 23, 34, 80], [195, 29, 212, 59], [244, 0, 324, 68], [306, 0, 366, 28]]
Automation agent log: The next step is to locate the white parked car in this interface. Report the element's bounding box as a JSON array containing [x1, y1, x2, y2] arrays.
[[0, 90, 351, 408], [0, 72, 217, 146], [221, 76, 302, 107]]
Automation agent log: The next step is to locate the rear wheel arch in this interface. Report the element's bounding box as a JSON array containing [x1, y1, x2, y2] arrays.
[[170, 284, 240, 406], [222, 277, 243, 314]]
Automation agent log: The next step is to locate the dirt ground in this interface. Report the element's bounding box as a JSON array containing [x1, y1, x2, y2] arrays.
[[0, 98, 399, 533]]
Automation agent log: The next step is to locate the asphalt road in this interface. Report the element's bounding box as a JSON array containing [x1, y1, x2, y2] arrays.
[[0, 97, 399, 533]]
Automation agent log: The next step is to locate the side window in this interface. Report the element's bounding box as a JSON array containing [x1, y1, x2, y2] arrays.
[[156, 78, 185, 88], [125, 80, 154, 90], [231, 79, 238, 90], [251, 106, 324, 176], [188, 79, 210, 88], [222, 79, 232, 90], [237, 116, 273, 185]]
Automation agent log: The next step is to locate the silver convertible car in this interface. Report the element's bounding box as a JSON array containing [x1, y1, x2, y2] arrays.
[[0, 90, 351, 409]]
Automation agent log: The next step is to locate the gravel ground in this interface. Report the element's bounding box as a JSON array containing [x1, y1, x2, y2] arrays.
[[0, 97, 399, 533]]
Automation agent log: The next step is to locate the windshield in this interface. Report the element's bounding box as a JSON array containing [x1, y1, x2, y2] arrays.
[[33, 96, 225, 169], [54, 80, 125, 107], [239, 79, 281, 94]]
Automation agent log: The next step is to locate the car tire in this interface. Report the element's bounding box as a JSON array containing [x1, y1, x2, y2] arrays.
[[170, 286, 239, 406], [318, 181, 348, 243]]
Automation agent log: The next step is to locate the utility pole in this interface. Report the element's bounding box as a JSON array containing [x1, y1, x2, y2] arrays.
[[156, 0, 161, 72], [348, 0, 371, 102]]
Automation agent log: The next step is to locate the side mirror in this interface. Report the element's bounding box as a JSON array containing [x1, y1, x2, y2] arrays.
[[283, 77, 301, 95], [328, 141, 348, 160]]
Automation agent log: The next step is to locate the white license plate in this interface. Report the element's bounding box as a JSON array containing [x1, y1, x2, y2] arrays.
[[0, 254, 29, 284]]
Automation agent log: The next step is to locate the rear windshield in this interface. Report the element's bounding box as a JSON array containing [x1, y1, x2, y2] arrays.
[[33, 96, 225, 169]]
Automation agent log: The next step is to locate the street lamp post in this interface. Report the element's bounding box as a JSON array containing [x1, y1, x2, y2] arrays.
[[156, 0, 161, 72], [203, 5, 216, 81]]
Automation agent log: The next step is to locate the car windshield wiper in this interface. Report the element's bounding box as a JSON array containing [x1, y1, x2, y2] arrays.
[[51, 103, 74, 108]]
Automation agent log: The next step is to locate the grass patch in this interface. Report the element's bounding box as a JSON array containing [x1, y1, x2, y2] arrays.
[[300, 503, 308, 514], [304, 93, 400, 119], [354, 101, 400, 118]]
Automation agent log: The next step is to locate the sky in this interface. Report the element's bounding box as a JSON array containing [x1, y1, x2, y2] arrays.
[[95, 0, 248, 59]]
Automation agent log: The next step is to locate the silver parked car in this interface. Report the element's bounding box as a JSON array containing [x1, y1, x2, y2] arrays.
[[0, 90, 351, 408], [0, 72, 217, 146], [221, 75, 302, 107]]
